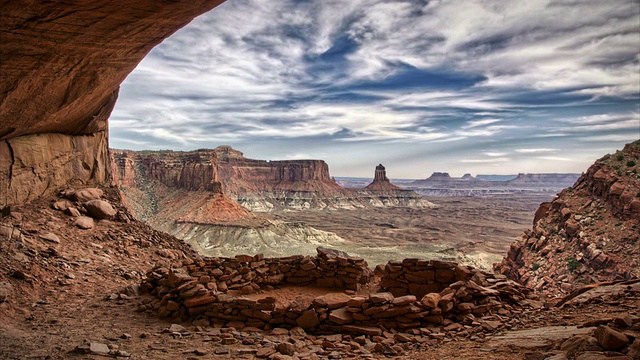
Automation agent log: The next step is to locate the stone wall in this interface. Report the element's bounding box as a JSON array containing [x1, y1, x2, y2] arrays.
[[377, 259, 474, 298], [140, 249, 535, 335]]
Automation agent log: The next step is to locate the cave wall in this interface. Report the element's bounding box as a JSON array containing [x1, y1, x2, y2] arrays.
[[0, 0, 225, 205]]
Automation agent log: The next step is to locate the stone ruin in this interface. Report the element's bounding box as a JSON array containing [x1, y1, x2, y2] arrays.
[[139, 247, 537, 336]]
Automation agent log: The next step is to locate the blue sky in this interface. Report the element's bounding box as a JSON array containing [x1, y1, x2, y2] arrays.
[[110, 0, 640, 178]]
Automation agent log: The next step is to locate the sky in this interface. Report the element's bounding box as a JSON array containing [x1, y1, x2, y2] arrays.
[[110, 0, 640, 178]]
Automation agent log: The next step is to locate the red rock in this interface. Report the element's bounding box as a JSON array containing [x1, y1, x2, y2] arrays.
[[392, 295, 416, 306], [68, 188, 104, 202], [435, 269, 456, 283], [609, 182, 625, 196], [421, 293, 440, 309], [296, 310, 320, 329], [84, 200, 116, 219], [341, 325, 382, 336], [328, 308, 353, 325], [369, 292, 394, 304], [594, 325, 629, 350], [184, 294, 215, 308], [73, 216, 94, 229], [313, 293, 352, 309]]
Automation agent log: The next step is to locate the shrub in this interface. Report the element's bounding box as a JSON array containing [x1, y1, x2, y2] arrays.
[[627, 160, 637, 167], [532, 262, 540, 271], [616, 154, 624, 161], [566, 257, 580, 271]]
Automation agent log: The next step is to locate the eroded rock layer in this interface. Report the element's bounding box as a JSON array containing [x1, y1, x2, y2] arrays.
[[0, 0, 225, 205], [111, 147, 431, 211], [0, 132, 109, 205], [495, 140, 640, 297]]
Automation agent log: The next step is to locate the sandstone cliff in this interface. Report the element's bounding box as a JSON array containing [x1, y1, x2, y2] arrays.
[[495, 140, 640, 297], [0, 0, 225, 206], [112, 147, 430, 211]]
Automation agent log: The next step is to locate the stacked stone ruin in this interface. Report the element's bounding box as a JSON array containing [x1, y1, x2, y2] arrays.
[[140, 248, 536, 336]]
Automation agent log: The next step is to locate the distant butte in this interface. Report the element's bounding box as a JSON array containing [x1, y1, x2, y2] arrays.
[[364, 164, 400, 191]]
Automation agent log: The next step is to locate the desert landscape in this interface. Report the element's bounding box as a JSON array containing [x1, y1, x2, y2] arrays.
[[1, 1, 640, 360]]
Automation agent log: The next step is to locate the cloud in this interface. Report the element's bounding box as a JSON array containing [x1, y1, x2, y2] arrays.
[[109, 0, 640, 177], [515, 148, 556, 153]]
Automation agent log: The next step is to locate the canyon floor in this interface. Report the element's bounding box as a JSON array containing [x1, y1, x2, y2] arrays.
[[261, 193, 551, 271]]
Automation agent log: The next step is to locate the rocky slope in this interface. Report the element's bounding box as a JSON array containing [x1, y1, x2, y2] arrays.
[[495, 140, 640, 298], [2, 188, 639, 360]]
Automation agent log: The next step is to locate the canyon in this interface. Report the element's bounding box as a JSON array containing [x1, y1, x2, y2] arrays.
[[1, 2, 639, 359], [110, 147, 435, 261]]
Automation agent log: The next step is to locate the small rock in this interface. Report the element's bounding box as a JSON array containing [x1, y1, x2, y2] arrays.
[[271, 328, 290, 336], [214, 345, 230, 355], [369, 292, 394, 304], [39, 232, 60, 244], [277, 342, 296, 356], [73, 216, 94, 229], [193, 348, 208, 356], [110, 350, 131, 357], [169, 324, 186, 333], [75, 342, 110, 355], [66, 206, 81, 217], [256, 347, 276, 358], [52, 200, 70, 211], [613, 315, 633, 328]]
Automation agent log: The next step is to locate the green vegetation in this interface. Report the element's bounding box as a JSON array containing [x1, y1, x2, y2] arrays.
[[627, 160, 636, 167], [532, 262, 540, 271], [616, 154, 624, 161], [615, 222, 623, 227], [566, 256, 580, 271]]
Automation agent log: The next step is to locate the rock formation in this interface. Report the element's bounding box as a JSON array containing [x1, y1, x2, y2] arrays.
[[408, 171, 581, 197], [0, 0, 225, 206], [495, 140, 640, 297], [111, 148, 431, 212], [364, 164, 400, 191]]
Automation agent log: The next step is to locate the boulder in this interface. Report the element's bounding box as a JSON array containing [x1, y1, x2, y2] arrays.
[[68, 188, 104, 202], [594, 325, 629, 351], [84, 200, 116, 219]]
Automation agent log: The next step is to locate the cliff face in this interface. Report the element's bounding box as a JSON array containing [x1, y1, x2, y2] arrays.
[[0, 1, 225, 206], [495, 141, 640, 297], [110, 147, 432, 212]]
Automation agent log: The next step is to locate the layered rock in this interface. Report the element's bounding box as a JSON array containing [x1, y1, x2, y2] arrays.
[[111, 147, 431, 211], [0, 0, 225, 205], [361, 164, 431, 207], [495, 140, 640, 297], [0, 132, 110, 205], [364, 164, 400, 191]]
